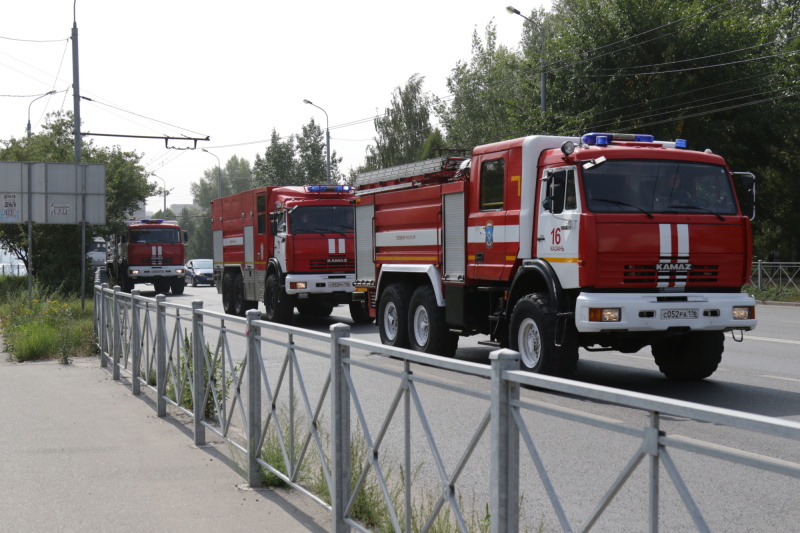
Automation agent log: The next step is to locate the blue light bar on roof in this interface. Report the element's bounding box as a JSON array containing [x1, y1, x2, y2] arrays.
[[675, 139, 688, 149], [140, 219, 163, 224], [306, 185, 353, 192], [582, 133, 655, 145]]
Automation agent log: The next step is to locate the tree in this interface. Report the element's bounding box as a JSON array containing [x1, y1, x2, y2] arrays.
[[363, 74, 434, 170], [0, 111, 152, 292], [253, 129, 299, 187], [180, 207, 212, 260], [296, 118, 343, 183], [190, 154, 253, 210]]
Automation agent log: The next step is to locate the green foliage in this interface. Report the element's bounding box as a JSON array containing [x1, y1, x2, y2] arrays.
[[363, 74, 434, 171], [180, 207, 212, 260], [253, 129, 301, 187], [190, 154, 253, 209], [744, 284, 800, 303], [0, 282, 96, 362], [0, 111, 153, 293], [166, 329, 233, 419]]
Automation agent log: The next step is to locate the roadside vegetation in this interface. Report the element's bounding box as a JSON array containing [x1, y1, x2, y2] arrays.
[[745, 285, 800, 304], [0, 277, 96, 363]]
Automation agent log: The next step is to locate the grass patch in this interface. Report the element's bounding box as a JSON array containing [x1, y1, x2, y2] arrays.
[[0, 280, 96, 363], [744, 284, 800, 303]]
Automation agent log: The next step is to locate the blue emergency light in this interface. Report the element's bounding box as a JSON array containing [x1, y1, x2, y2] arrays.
[[675, 139, 688, 149], [582, 133, 655, 145], [306, 185, 353, 192]]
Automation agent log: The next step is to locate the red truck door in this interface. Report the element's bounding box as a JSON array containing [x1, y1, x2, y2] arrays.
[[467, 151, 512, 282]]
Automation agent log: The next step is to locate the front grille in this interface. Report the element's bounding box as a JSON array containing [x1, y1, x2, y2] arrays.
[[623, 264, 718, 284], [140, 257, 176, 265], [308, 258, 354, 272]]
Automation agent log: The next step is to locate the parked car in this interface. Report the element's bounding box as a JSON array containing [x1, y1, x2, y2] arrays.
[[184, 259, 214, 286]]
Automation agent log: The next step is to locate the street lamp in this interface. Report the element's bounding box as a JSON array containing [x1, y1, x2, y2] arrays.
[[151, 173, 167, 213], [27, 90, 57, 138], [202, 149, 222, 199], [303, 99, 331, 184], [506, 6, 546, 113]]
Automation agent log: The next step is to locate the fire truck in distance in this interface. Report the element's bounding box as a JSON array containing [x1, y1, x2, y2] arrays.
[[354, 133, 758, 380], [211, 185, 371, 324], [106, 219, 188, 295]]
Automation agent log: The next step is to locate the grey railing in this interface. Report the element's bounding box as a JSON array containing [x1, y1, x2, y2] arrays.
[[750, 261, 800, 291], [94, 284, 800, 532]]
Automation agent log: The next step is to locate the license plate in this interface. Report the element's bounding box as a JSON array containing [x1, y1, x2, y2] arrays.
[[661, 309, 698, 319], [328, 282, 351, 288]]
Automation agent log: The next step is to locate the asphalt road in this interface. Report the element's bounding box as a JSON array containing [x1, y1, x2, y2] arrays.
[[135, 284, 800, 532]]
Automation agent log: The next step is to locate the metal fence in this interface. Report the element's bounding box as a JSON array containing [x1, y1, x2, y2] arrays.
[[0, 263, 26, 276], [94, 283, 800, 532], [750, 261, 800, 291]]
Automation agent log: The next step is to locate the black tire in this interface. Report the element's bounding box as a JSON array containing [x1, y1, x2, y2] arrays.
[[233, 273, 247, 316], [222, 272, 236, 315], [264, 272, 293, 323], [153, 279, 171, 294], [651, 331, 724, 380], [170, 278, 185, 295], [121, 273, 135, 293], [191, 275, 197, 287], [378, 283, 412, 349], [296, 300, 334, 317], [407, 285, 458, 356], [509, 294, 578, 377], [349, 300, 374, 325]]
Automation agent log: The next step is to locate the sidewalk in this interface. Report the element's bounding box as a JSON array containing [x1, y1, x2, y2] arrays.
[[0, 354, 330, 533]]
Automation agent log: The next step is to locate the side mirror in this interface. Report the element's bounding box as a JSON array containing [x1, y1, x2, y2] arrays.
[[183, 230, 190, 243], [732, 172, 756, 220]]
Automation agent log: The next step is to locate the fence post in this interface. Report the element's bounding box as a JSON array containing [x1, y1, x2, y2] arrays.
[[112, 286, 121, 381], [330, 323, 351, 533], [192, 300, 206, 446], [99, 283, 108, 368], [156, 294, 167, 418], [246, 309, 263, 487], [757, 260, 762, 291], [131, 290, 141, 396], [490, 348, 520, 533]]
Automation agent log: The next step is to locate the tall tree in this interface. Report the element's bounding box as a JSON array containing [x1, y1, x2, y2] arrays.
[[190, 154, 253, 210], [0, 111, 152, 292], [363, 74, 434, 170], [296, 118, 342, 183], [253, 129, 299, 186]]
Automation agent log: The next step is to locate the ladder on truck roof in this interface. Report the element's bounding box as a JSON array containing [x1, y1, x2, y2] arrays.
[[355, 157, 464, 195]]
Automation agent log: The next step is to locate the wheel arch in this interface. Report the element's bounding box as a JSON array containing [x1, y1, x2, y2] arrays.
[[507, 259, 565, 315], [377, 265, 442, 309]]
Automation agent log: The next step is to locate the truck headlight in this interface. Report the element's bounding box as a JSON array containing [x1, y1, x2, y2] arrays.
[[130, 269, 140, 275], [732, 306, 755, 320], [176, 268, 185, 274], [290, 282, 307, 290], [589, 308, 621, 322]]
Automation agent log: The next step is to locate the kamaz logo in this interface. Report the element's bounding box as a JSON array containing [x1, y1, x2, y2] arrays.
[[328, 258, 348, 263], [655, 263, 692, 272]]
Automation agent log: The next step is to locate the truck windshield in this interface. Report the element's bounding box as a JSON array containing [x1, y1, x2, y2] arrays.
[[583, 160, 738, 216], [129, 228, 181, 244], [290, 206, 353, 235]]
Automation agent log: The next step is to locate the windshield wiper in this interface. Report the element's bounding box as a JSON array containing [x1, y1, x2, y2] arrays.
[[668, 204, 725, 221], [594, 198, 654, 219]]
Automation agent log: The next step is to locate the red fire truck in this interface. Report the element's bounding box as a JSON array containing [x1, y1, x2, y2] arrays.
[[354, 133, 757, 380], [106, 219, 188, 295], [211, 185, 371, 324]]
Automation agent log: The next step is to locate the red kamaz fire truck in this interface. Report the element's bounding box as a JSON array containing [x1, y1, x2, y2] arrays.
[[211, 185, 371, 324], [354, 133, 757, 380], [106, 219, 188, 295]]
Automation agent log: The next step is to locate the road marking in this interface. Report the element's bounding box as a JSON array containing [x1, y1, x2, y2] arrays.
[[761, 375, 800, 384], [744, 335, 800, 346]]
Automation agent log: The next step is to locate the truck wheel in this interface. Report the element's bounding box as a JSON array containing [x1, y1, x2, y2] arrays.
[[408, 285, 458, 357], [171, 278, 185, 295], [233, 273, 248, 316], [154, 279, 171, 294], [651, 332, 723, 380], [349, 300, 374, 325], [222, 272, 236, 315], [121, 273, 135, 293], [378, 283, 412, 349], [264, 273, 293, 323], [509, 294, 578, 377]]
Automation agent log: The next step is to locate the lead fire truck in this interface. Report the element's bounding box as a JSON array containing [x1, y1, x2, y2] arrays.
[[211, 185, 371, 324], [106, 219, 188, 295], [354, 133, 757, 380]]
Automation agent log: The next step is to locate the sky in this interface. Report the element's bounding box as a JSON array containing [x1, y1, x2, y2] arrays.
[[1, 0, 550, 214]]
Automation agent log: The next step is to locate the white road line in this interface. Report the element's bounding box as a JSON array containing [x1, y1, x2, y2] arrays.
[[761, 375, 800, 384], [744, 335, 800, 346]]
